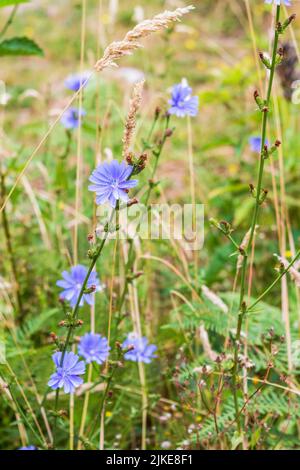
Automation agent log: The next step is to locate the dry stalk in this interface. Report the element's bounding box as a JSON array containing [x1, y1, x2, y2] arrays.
[[122, 79, 145, 159], [95, 6, 194, 72]]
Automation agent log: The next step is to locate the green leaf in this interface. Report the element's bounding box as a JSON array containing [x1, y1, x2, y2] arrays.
[[0, 36, 43, 56], [231, 431, 244, 450], [0, 0, 29, 7]]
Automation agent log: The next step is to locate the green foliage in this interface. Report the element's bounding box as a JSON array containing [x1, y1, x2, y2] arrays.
[[0, 0, 29, 7], [6, 309, 59, 353], [0, 37, 43, 56], [0, 0, 300, 452]]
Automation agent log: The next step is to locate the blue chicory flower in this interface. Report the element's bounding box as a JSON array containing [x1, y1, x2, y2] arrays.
[[122, 333, 157, 364], [265, 0, 291, 5], [249, 136, 269, 153], [88, 160, 138, 208], [65, 71, 90, 92], [48, 351, 85, 394], [56, 264, 103, 308], [168, 78, 198, 118], [61, 107, 86, 129], [78, 333, 110, 364], [18, 445, 37, 450]]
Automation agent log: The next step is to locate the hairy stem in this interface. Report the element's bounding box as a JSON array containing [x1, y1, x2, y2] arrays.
[[232, 5, 281, 433], [52, 209, 115, 447]]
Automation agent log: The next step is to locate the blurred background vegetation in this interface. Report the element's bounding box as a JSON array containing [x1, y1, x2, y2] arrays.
[[1, 0, 300, 450]]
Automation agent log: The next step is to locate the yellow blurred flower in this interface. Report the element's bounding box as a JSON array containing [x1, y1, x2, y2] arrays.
[[228, 163, 238, 176], [101, 14, 110, 25], [184, 39, 197, 51], [105, 411, 112, 418], [285, 250, 293, 258]]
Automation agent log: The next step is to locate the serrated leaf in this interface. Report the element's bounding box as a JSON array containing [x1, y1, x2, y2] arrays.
[[0, 36, 43, 57], [0, 0, 29, 7]]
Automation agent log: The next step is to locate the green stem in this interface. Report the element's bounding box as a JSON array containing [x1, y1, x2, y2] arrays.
[[0, 172, 24, 319], [232, 5, 281, 434], [0, 372, 46, 448], [248, 248, 300, 312], [52, 209, 116, 447], [0, 5, 18, 39], [114, 115, 171, 328], [142, 113, 159, 151], [62, 210, 116, 362], [89, 358, 119, 440]]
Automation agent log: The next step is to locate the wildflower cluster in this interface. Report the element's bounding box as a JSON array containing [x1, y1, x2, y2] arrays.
[[48, 74, 199, 398]]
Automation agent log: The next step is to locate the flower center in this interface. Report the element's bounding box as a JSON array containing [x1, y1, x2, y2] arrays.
[[111, 179, 119, 190], [60, 370, 68, 379]]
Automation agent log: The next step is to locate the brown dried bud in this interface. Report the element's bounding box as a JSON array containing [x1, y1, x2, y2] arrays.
[[126, 153, 134, 165], [131, 271, 144, 280], [127, 197, 138, 207], [239, 246, 246, 257], [164, 128, 173, 138], [155, 106, 161, 118], [278, 47, 284, 57], [220, 220, 230, 229], [139, 152, 147, 163]]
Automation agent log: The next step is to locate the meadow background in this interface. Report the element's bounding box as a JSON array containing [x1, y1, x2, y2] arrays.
[[0, 0, 300, 451]]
